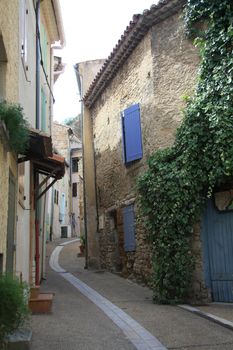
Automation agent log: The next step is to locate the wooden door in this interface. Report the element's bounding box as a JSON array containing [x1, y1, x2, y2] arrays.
[[202, 193, 233, 302], [6, 173, 16, 273]]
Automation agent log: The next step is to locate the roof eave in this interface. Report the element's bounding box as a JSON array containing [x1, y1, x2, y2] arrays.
[[83, 0, 186, 109]]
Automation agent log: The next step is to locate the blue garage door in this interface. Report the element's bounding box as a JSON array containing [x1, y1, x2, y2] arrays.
[[202, 195, 233, 302]]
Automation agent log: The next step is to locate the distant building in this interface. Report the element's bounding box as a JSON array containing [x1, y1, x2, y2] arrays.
[[51, 122, 83, 239]]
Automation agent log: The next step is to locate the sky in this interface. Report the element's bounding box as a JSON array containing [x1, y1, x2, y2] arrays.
[[53, 0, 158, 123]]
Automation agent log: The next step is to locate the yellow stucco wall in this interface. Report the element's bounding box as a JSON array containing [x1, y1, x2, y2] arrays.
[[0, 0, 19, 103], [0, 0, 19, 272]]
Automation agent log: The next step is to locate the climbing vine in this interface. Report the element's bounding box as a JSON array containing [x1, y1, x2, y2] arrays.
[[138, 0, 233, 303]]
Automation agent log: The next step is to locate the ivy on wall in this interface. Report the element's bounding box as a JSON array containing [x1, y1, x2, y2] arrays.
[[138, 0, 233, 303], [0, 102, 29, 154]]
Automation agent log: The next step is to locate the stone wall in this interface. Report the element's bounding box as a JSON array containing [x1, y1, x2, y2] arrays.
[[89, 9, 209, 298], [52, 122, 70, 159]]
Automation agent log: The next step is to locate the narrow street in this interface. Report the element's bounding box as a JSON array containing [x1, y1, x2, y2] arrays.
[[31, 239, 233, 350]]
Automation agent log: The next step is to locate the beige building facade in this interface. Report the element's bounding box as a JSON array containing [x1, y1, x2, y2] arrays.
[[0, 0, 23, 275], [0, 0, 65, 286]]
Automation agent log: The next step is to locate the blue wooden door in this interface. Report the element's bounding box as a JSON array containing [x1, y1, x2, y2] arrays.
[[60, 193, 66, 225], [123, 205, 136, 252], [202, 198, 233, 302]]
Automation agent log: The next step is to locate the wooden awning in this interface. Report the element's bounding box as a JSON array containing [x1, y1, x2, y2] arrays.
[[18, 128, 65, 180], [33, 153, 65, 179]]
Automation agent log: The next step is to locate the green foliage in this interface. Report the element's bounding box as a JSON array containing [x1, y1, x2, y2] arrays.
[[138, 0, 233, 303], [0, 101, 29, 153], [64, 114, 82, 139], [80, 234, 86, 246], [0, 274, 30, 347]]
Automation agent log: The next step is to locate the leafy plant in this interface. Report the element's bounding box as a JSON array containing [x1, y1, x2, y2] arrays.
[[0, 274, 30, 347], [80, 234, 86, 247], [0, 101, 29, 153], [138, 0, 233, 303]]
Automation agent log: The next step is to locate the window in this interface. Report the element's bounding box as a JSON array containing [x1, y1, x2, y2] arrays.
[[54, 189, 59, 204], [18, 163, 25, 207], [41, 88, 47, 132], [20, 0, 29, 77], [121, 103, 143, 164], [72, 183, 77, 197], [40, 23, 48, 73], [123, 205, 136, 252], [72, 158, 79, 173]]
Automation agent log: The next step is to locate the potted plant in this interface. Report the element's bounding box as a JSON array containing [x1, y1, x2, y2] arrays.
[[0, 274, 30, 349], [79, 234, 86, 255], [0, 101, 29, 154]]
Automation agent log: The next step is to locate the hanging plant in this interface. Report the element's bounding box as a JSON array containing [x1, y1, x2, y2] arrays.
[[0, 101, 29, 154], [138, 0, 233, 303]]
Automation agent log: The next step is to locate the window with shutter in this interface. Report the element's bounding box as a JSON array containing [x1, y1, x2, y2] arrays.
[[72, 182, 77, 197], [123, 205, 136, 252], [72, 158, 79, 173], [121, 103, 143, 164], [20, 0, 29, 78], [41, 88, 46, 132]]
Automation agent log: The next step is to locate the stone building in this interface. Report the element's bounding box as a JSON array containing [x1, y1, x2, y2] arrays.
[[70, 133, 84, 237], [77, 0, 225, 302]]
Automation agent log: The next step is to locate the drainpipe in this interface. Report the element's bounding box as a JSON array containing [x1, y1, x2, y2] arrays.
[[35, 0, 40, 285], [41, 180, 47, 279], [36, 0, 40, 129]]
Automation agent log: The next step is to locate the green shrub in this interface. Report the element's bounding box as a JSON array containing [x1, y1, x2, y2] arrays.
[[0, 101, 29, 154], [80, 234, 86, 246], [0, 274, 30, 347]]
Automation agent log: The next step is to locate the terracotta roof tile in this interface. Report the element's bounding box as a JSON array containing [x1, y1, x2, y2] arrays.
[[83, 0, 185, 108]]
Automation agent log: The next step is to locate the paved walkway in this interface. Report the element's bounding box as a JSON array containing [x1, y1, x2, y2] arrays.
[[31, 239, 233, 349]]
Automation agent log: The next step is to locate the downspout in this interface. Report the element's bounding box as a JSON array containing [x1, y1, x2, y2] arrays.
[[41, 180, 47, 279], [50, 187, 54, 241], [69, 136, 74, 237], [36, 0, 40, 129], [35, 0, 40, 285]]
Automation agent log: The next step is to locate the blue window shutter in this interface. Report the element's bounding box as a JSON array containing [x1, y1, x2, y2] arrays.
[[122, 104, 143, 163], [123, 205, 136, 252], [41, 88, 46, 132], [121, 112, 126, 163]]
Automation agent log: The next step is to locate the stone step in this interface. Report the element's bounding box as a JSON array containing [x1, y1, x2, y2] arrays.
[[6, 328, 32, 350], [29, 285, 40, 299], [29, 293, 54, 314]]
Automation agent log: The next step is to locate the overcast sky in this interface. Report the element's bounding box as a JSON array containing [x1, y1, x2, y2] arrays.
[[53, 0, 158, 123]]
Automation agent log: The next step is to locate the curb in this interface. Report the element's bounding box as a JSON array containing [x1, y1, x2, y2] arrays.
[[178, 304, 233, 331]]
